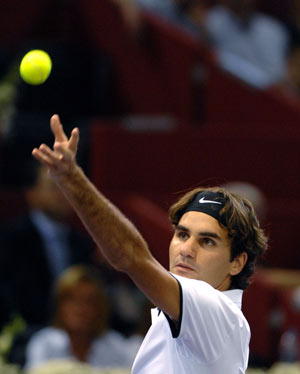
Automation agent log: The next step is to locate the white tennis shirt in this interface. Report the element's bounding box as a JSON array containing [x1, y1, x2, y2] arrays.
[[132, 273, 250, 374]]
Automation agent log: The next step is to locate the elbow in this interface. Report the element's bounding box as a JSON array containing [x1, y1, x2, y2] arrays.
[[114, 241, 150, 274]]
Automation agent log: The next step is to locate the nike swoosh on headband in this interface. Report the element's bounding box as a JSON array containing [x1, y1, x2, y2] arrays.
[[178, 191, 226, 225], [199, 197, 222, 205]]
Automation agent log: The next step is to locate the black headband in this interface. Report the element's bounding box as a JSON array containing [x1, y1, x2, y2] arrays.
[[178, 191, 227, 226]]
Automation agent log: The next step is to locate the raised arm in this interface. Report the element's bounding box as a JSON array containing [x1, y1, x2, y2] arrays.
[[32, 115, 180, 320]]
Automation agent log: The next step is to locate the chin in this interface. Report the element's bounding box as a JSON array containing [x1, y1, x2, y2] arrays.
[[173, 267, 197, 279]]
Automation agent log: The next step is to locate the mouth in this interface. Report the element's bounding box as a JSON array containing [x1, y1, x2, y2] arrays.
[[175, 263, 195, 272]]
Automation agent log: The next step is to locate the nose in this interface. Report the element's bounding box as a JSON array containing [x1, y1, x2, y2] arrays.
[[180, 238, 197, 258]]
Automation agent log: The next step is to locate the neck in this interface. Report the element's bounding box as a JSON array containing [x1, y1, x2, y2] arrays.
[[216, 274, 231, 291], [68, 331, 94, 362]]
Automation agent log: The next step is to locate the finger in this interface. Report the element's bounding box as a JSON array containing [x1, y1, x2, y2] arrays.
[[69, 128, 79, 154], [39, 143, 64, 162], [32, 148, 57, 168], [53, 143, 72, 162], [50, 114, 68, 143]]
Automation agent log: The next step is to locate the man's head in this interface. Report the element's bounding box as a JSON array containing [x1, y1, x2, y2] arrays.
[[168, 187, 268, 290], [24, 161, 72, 222], [52, 265, 109, 335]]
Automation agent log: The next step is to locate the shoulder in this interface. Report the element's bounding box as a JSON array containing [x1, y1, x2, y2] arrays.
[[25, 327, 71, 370], [28, 327, 69, 347], [172, 273, 247, 324], [94, 329, 126, 346], [171, 275, 249, 362], [171, 273, 217, 299], [91, 330, 131, 359]]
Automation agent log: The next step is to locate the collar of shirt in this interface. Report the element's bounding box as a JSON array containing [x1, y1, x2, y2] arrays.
[[222, 289, 243, 310], [30, 209, 69, 241], [170, 272, 244, 310]]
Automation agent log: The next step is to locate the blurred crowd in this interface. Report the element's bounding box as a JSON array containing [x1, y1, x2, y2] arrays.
[[113, 0, 300, 91], [1, 0, 300, 139], [91, 0, 300, 96], [1, 0, 300, 373], [0, 161, 150, 371]]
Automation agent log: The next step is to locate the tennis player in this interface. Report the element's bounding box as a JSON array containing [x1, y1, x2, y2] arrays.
[[32, 114, 268, 373]]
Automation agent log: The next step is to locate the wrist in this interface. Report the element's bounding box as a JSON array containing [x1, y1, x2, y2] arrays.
[[54, 163, 83, 186]]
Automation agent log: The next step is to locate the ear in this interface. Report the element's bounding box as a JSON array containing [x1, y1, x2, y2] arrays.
[[229, 252, 248, 276]]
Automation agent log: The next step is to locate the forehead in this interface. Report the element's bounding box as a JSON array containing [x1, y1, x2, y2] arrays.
[[179, 211, 229, 238], [62, 280, 99, 295]]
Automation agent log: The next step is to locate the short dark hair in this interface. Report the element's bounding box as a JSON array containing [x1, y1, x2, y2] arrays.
[[168, 187, 268, 290]]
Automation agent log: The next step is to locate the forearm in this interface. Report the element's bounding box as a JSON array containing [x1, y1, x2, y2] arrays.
[[55, 165, 151, 271], [33, 116, 180, 319]]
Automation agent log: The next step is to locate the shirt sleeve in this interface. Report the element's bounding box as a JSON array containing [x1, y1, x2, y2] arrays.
[[171, 274, 241, 363]]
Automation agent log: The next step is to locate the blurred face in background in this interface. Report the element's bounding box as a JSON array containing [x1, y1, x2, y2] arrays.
[[25, 166, 72, 221], [58, 280, 103, 336]]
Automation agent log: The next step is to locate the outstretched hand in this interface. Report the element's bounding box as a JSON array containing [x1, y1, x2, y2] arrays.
[[32, 114, 79, 178]]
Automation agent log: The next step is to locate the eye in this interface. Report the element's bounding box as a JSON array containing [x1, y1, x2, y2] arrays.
[[177, 230, 189, 240], [202, 238, 215, 246]]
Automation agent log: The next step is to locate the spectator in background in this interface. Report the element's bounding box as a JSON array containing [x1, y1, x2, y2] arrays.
[[277, 0, 300, 96], [110, 0, 292, 90], [25, 265, 140, 370], [114, 0, 180, 28], [110, 0, 211, 37], [204, 0, 289, 87], [280, 39, 300, 96], [135, 0, 210, 32], [0, 160, 96, 333]]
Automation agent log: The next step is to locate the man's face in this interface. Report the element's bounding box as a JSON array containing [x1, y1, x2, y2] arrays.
[[27, 167, 72, 221], [59, 281, 103, 334], [169, 211, 234, 291]]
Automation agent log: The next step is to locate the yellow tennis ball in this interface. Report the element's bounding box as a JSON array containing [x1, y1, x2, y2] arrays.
[[19, 49, 52, 85]]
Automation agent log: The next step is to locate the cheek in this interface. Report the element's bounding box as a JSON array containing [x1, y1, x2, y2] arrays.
[[197, 251, 230, 272], [169, 238, 177, 257], [58, 304, 73, 324]]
